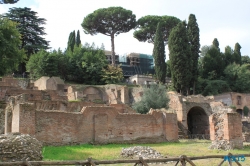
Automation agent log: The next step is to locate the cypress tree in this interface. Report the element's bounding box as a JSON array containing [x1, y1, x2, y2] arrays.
[[153, 22, 166, 83], [67, 30, 75, 52], [187, 14, 200, 95], [212, 38, 220, 50], [168, 21, 192, 95], [76, 30, 81, 47], [234, 42, 242, 65]]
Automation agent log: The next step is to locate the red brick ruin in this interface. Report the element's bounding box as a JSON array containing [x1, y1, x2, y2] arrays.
[[0, 76, 249, 147]]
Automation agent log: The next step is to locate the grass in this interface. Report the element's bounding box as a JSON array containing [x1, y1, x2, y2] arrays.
[[42, 139, 250, 166]]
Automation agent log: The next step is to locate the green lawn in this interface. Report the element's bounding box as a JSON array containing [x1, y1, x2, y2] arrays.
[[43, 139, 250, 166]]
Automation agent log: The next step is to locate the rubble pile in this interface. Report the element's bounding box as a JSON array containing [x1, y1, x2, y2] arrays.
[[121, 146, 163, 159], [209, 140, 233, 150], [0, 133, 43, 162]]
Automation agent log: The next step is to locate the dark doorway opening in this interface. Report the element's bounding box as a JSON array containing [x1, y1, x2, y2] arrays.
[[236, 109, 243, 118], [187, 107, 209, 135]]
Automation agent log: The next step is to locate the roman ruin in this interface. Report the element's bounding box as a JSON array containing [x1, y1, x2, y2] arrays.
[[0, 76, 249, 148]]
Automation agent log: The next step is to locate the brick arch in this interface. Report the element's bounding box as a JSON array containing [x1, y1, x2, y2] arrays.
[[187, 106, 210, 135], [185, 102, 213, 117], [82, 86, 104, 102]]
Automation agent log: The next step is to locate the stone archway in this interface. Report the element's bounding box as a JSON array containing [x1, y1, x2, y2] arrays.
[[187, 106, 209, 135]]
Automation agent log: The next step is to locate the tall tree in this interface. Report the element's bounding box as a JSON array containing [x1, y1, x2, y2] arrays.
[[82, 7, 136, 66], [5, 7, 49, 72], [76, 30, 81, 47], [153, 22, 166, 83], [187, 14, 200, 94], [212, 38, 220, 50], [224, 45, 234, 66], [168, 21, 192, 95], [0, 0, 19, 4], [133, 15, 180, 44], [67, 30, 75, 52], [0, 15, 25, 75], [202, 39, 225, 80], [234, 42, 242, 65]]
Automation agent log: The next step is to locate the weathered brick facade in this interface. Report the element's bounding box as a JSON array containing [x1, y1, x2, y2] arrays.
[[209, 112, 243, 149], [7, 102, 178, 145]]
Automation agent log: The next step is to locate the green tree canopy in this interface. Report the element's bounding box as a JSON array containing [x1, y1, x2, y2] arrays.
[[76, 30, 81, 47], [212, 38, 220, 50], [5, 7, 50, 56], [153, 22, 166, 83], [101, 65, 123, 84], [187, 14, 200, 94], [82, 6, 136, 66], [233, 42, 242, 65], [0, 15, 25, 75], [224, 45, 234, 66], [224, 63, 250, 93], [133, 15, 180, 44], [202, 80, 231, 96], [5, 7, 50, 72], [242, 55, 250, 64], [132, 84, 169, 114], [67, 30, 75, 52], [26, 49, 59, 79], [201, 39, 225, 80], [168, 21, 192, 95]]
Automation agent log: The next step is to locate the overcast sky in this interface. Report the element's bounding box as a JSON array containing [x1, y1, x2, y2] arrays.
[[1, 0, 250, 59]]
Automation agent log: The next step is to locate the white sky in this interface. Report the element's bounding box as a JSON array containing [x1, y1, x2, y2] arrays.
[[1, 0, 250, 60]]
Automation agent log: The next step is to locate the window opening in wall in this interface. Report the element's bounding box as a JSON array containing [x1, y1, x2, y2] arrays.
[[237, 96, 242, 105]]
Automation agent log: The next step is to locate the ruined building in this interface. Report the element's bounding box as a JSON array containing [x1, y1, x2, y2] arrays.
[[0, 76, 249, 146]]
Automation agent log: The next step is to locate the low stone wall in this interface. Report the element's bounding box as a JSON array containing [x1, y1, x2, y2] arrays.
[[0, 133, 43, 162]]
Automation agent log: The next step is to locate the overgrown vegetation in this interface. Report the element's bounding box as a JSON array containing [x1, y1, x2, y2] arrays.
[[132, 84, 169, 114], [243, 106, 249, 117]]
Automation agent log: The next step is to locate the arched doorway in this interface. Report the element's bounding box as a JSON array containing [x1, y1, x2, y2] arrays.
[[187, 106, 209, 135]]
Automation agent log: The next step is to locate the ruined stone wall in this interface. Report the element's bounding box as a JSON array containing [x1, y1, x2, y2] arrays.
[[231, 93, 250, 111], [69, 85, 130, 105], [10, 103, 36, 135], [209, 112, 243, 149], [214, 93, 232, 106], [129, 86, 143, 103], [168, 92, 183, 122], [34, 76, 50, 90], [0, 77, 29, 90], [11, 104, 177, 145], [214, 92, 250, 112]]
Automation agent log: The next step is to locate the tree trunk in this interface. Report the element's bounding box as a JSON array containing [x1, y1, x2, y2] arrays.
[[111, 34, 115, 66]]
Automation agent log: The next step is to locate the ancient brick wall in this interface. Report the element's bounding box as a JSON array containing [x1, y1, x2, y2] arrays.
[[10, 103, 35, 135], [209, 112, 243, 149], [10, 104, 178, 145], [214, 93, 232, 106]]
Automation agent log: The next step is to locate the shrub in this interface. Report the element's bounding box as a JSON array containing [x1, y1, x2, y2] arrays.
[[132, 84, 169, 114], [243, 106, 249, 117]]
